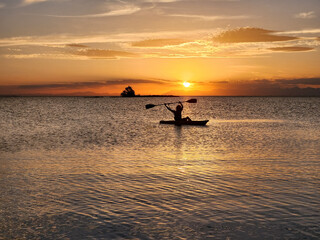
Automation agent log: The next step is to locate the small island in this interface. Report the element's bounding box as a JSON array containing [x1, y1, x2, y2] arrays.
[[120, 86, 178, 98], [121, 86, 136, 97]]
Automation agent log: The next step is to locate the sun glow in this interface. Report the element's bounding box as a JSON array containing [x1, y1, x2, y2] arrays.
[[183, 82, 191, 88]]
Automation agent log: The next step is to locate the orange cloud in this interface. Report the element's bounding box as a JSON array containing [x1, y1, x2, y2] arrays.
[[21, 0, 48, 6], [46, 6, 141, 18], [67, 43, 88, 48], [269, 46, 314, 52], [74, 49, 138, 59], [132, 38, 190, 47], [294, 11, 316, 19], [213, 27, 298, 43]]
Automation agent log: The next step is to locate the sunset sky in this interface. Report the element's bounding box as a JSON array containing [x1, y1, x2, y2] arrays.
[[0, 0, 319, 96]]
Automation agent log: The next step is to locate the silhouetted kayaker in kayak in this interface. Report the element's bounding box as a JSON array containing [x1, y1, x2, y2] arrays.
[[165, 102, 191, 122]]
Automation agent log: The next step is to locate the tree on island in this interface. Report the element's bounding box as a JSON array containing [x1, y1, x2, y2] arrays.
[[121, 86, 136, 97]]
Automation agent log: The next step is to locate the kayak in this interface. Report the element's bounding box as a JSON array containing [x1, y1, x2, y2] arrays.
[[160, 120, 209, 126]]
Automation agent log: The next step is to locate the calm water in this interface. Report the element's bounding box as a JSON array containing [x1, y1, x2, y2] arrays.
[[0, 97, 319, 239]]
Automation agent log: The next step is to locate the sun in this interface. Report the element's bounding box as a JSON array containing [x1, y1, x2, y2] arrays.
[[183, 82, 191, 88]]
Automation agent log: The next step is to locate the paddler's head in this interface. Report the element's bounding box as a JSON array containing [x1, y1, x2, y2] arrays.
[[176, 105, 182, 111]]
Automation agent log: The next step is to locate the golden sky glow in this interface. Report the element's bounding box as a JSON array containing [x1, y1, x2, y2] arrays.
[[0, 0, 320, 96]]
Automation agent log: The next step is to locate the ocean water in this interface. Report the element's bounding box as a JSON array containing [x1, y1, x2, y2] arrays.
[[0, 96, 319, 239]]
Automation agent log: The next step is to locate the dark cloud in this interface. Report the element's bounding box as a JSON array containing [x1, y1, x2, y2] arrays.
[[207, 78, 320, 96], [213, 27, 298, 43], [265, 87, 320, 97], [66, 43, 88, 48], [212, 80, 229, 84], [275, 78, 320, 86], [269, 46, 314, 52], [18, 78, 168, 89], [0, 78, 169, 96], [132, 38, 190, 47], [74, 49, 138, 59]]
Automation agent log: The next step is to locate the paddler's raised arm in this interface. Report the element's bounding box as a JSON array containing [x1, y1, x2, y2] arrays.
[[179, 102, 183, 110], [165, 104, 174, 112]]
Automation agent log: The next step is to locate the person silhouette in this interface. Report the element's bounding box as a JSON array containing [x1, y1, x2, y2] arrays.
[[165, 101, 191, 122]]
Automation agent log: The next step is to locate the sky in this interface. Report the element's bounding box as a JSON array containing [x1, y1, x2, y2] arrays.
[[0, 0, 319, 96]]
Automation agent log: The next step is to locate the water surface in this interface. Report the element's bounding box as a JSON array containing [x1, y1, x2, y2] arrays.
[[0, 97, 319, 239]]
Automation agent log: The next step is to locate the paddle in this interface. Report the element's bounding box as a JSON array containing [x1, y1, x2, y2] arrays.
[[145, 99, 197, 109]]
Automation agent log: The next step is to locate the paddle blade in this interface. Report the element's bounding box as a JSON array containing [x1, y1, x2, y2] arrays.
[[145, 104, 156, 109], [186, 99, 197, 103]]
